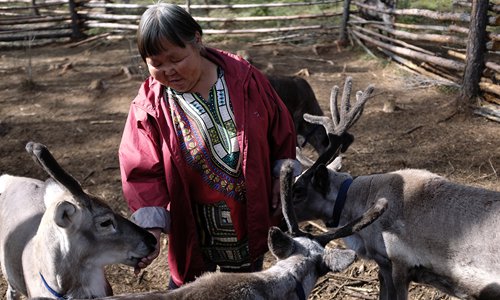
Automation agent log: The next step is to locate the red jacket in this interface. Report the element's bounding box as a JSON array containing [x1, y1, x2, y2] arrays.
[[119, 48, 297, 285]]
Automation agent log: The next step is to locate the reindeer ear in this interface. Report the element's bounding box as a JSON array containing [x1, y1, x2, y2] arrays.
[[54, 201, 77, 228], [322, 248, 356, 272], [268, 227, 295, 259], [312, 164, 330, 195]]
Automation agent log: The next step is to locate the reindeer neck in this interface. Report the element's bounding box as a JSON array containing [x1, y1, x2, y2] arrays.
[[30, 227, 109, 298], [338, 175, 375, 226]]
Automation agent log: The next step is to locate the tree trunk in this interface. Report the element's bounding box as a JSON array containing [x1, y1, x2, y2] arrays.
[[460, 0, 488, 107], [339, 0, 351, 46]]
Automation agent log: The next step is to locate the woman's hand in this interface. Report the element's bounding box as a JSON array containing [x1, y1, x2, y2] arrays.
[[134, 228, 162, 275], [271, 177, 282, 217]]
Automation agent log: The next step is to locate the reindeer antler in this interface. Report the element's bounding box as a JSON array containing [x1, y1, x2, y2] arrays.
[[303, 76, 373, 137], [299, 77, 374, 179], [313, 198, 388, 246], [280, 159, 387, 244], [280, 159, 306, 236]]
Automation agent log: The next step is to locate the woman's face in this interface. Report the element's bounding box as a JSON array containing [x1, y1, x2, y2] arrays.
[[145, 37, 203, 93]]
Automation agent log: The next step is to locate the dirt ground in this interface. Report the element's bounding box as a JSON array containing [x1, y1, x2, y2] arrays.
[[0, 35, 499, 300]]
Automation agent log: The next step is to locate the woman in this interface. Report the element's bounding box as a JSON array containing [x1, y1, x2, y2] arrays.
[[119, 3, 301, 289]]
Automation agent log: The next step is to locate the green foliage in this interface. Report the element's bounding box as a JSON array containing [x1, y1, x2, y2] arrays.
[[437, 84, 460, 95], [397, 0, 453, 11], [86, 27, 109, 36]]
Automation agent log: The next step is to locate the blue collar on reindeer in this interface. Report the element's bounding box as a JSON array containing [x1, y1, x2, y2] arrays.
[[40, 272, 68, 299], [327, 177, 353, 228]]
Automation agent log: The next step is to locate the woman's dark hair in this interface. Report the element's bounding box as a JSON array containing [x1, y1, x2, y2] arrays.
[[137, 3, 203, 61]]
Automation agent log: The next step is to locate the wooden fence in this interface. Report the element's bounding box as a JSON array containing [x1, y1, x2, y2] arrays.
[[346, 0, 500, 121], [0, 0, 498, 119]]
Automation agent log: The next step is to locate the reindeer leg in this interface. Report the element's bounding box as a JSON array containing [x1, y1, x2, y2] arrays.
[[392, 264, 410, 300], [374, 257, 397, 300], [6, 284, 21, 300]]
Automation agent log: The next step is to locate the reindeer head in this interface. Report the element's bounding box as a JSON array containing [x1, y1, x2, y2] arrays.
[[267, 226, 356, 277], [292, 77, 375, 224], [26, 142, 157, 269], [277, 116, 387, 273]]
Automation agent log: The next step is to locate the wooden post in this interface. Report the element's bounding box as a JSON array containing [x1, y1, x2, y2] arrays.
[[31, 0, 40, 16], [186, 0, 191, 14], [460, 0, 489, 106], [338, 0, 351, 46], [69, 0, 85, 40]]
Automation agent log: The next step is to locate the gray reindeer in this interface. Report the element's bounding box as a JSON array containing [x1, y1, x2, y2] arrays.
[[293, 77, 500, 300], [0, 142, 157, 299]]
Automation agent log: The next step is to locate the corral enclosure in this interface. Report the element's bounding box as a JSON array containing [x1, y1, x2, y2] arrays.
[[0, 0, 500, 299]]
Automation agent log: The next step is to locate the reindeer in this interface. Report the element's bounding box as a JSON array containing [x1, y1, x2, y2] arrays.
[[0, 142, 157, 299], [267, 75, 329, 155], [59, 158, 387, 300], [292, 77, 500, 300], [235, 50, 330, 155]]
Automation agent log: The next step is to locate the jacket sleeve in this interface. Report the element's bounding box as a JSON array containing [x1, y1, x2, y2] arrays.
[[119, 93, 171, 232]]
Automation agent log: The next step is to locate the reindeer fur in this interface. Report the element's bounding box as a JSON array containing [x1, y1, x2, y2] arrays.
[[0, 143, 157, 299], [63, 227, 357, 300], [294, 164, 500, 300]]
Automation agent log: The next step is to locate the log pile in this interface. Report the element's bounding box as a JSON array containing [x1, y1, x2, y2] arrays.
[[349, 0, 499, 121]]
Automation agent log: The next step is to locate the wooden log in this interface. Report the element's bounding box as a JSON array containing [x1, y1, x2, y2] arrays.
[[354, 1, 499, 26], [0, 0, 32, 3], [0, 1, 67, 11], [84, 21, 137, 30], [378, 47, 459, 86], [204, 24, 331, 34], [79, 12, 140, 21], [370, 23, 466, 46], [474, 100, 500, 122], [0, 15, 69, 25], [193, 12, 342, 23], [81, 11, 341, 23], [348, 28, 377, 58], [83, 21, 335, 35], [448, 50, 500, 73], [80, 0, 343, 11], [421, 62, 461, 82], [351, 28, 465, 71], [0, 31, 72, 41], [351, 24, 435, 55], [0, 23, 71, 34], [453, 0, 500, 13], [66, 32, 110, 47], [479, 82, 500, 97]]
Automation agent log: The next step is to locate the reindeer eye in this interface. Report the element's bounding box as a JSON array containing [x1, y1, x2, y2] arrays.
[[100, 219, 113, 228]]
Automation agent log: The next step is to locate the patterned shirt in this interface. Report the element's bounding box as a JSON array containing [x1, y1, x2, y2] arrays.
[[166, 68, 250, 270]]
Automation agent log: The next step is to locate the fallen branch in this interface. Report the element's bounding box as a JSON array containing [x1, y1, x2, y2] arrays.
[[66, 32, 110, 48]]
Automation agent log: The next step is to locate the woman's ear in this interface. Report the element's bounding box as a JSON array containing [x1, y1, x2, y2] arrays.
[[194, 31, 202, 47]]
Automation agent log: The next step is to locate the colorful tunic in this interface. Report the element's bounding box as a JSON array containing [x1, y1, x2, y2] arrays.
[[167, 68, 250, 269]]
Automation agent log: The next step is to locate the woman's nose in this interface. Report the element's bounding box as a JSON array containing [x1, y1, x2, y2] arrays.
[[161, 64, 175, 76]]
